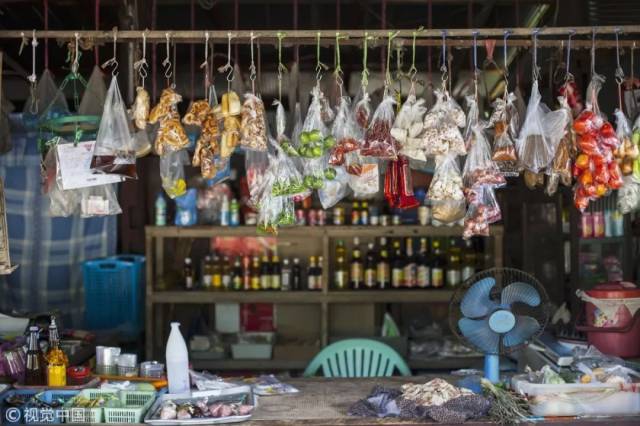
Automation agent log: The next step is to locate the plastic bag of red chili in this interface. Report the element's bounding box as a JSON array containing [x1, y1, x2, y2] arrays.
[[353, 88, 372, 133], [361, 94, 398, 160], [329, 96, 361, 167]]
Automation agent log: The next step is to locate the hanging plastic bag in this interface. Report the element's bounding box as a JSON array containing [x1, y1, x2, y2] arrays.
[[132, 86, 150, 130], [489, 92, 519, 176], [352, 88, 372, 136], [80, 183, 122, 217], [517, 80, 567, 173], [240, 93, 267, 151], [91, 77, 136, 179], [150, 88, 189, 155], [318, 166, 350, 209], [329, 97, 360, 167], [246, 149, 270, 208], [421, 89, 467, 157], [206, 157, 231, 186], [43, 147, 80, 217], [348, 157, 379, 198], [298, 86, 334, 189], [463, 94, 480, 149], [463, 186, 501, 239], [160, 149, 188, 199], [633, 116, 640, 182], [617, 175, 640, 213], [23, 69, 68, 127], [215, 91, 242, 158], [393, 93, 427, 162], [545, 97, 575, 196], [384, 156, 419, 209], [78, 65, 107, 117], [428, 154, 466, 224], [175, 188, 198, 226], [613, 109, 638, 176], [269, 140, 308, 197], [462, 125, 506, 189], [361, 94, 398, 159], [184, 99, 220, 178]]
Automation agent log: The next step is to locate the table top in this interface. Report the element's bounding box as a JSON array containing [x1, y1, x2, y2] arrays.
[[245, 377, 640, 426]]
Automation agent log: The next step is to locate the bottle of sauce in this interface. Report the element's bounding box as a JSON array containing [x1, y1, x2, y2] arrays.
[[232, 257, 243, 291], [155, 193, 167, 226], [221, 256, 231, 290], [416, 238, 431, 288], [376, 248, 390, 289], [183, 258, 194, 290], [229, 198, 240, 227], [242, 255, 251, 290], [316, 256, 324, 290], [260, 255, 271, 290], [46, 316, 68, 387], [350, 243, 364, 289], [360, 201, 370, 225], [271, 255, 282, 290], [431, 239, 445, 288], [351, 201, 360, 225], [446, 238, 462, 288], [391, 240, 404, 289], [292, 257, 302, 291], [212, 254, 222, 290], [25, 326, 45, 385], [364, 243, 377, 289], [202, 255, 213, 290], [250, 256, 261, 290], [335, 254, 348, 290], [403, 237, 416, 288], [307, 256, 318, 290], [281, 258, 292, 291]]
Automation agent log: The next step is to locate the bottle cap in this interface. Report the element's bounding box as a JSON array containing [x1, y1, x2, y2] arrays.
[[185, 258, 192, 264], [171, 322, 181, 327]]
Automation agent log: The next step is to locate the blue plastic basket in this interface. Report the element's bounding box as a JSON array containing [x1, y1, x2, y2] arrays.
[[23, 390, 79, 424], [83, 256, 145, 337], [108, 255, 146, 286]]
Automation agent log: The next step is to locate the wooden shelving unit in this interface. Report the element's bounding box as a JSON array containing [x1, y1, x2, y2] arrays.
[[145, 225, 504, 369]]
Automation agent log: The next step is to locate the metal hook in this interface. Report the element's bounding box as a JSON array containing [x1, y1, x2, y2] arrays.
[[614, 28, 625, 85], [531, 28, 541, 81], [71, 32, 80, 74], [162, 32, 173, 82], [134, 30, 149, 86], [502, 29, 511, 79], [101, 28, 119, 76], [564, 29, 575, 82]]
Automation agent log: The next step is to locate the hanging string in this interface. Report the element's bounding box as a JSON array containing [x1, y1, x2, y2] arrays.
[[216, 32, 234, 92], [590, 27, 597, 77], [190, 0, 195, 100], [502, 30, 510, 77], [385, 30, 399, 92], [472, 30, 479, 101], [200, 31, 210, 98], [408, 26, 423, 82], [440, 30, 448, 86], [101, 28, 118, 75], [427, 0, 433, 84], [315, 32, 328, 82], [162, 32, 173, 87], [94, 0, 100, 65], [531, 28, 540, 81], [172, 38, 177, 88], [334, 32, 346, 96], [27, 30, 38, 114], [257, 39, 262, 94], [631, 42, 637, 113], [44, 0, 49, 69], [134, 31, 149, 88], [565, 29, 575, 82], [276, 32, 287, 101], [249, 32, 257, 94], [72, 32, 80, 75], [614, 28, 624, 111], [151, 0, 157, 101], [361, 31, 370, 91]]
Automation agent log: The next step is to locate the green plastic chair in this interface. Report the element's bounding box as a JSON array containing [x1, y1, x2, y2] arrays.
[[303, 338, 411, 377]]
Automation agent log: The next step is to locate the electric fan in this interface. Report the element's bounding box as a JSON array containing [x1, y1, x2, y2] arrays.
[[449, 267, 551, 383]]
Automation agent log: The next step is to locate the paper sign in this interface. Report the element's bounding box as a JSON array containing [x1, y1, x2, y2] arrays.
[[57, 141, 123, 190]]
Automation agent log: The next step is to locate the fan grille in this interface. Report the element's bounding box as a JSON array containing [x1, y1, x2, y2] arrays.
[[449, 267, 551, 355]]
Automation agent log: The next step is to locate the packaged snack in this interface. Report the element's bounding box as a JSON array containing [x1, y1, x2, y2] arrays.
[[240, 93, 267, 151], [613, 109, 638, 176], [183, 100, 220, 178], [463, 186, 501, 239], [463, 125, 506, 189], [545, 97, 575, 196], [215, 91, 242, 158], [318, 165, 350, 209], [80, 183, 122, 217], [489, 92, 519, 176], [421, 89, 467, 157], [393, 93, 427, 162], [329, 97, 361, 168], [361, 94, 398, 159], [150, 88, 190, 154], [160, 149, 188, 199], [428, 154, 466, 224], [618, 175, 640, 213], [348, 158, 380, 198], [385, 156, 420, 209], [91, 77, 136, 179], [131, 86, 150, 130]]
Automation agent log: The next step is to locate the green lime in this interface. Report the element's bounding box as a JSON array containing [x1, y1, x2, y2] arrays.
[[323, 136, 337, 149], [324, 167, 337, 180]]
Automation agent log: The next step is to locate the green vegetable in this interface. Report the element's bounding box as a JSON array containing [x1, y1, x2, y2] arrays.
[[481, 379, 530, 425], [312, 146, 323, 157], [308, 130, 323, 142], [633, 130, 640, 145], [324, 167, 337, 180], [303, 175, 315, 188], [323, 136, 336, 149], [300, 132, 311, 145]]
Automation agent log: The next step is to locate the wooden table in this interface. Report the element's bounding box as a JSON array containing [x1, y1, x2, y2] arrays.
[[244, 377, 640, 425]]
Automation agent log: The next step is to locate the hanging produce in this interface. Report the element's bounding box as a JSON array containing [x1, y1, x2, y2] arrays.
[[329, 96, 360, 170], [393, 91, 427, 162], [545, 96, 575, 196], [421, 90, 467, 157], [463, 186, 501, 239], [463, 126, 506, 189], [614, 109, 638, 175], [362, 95, 398, 159]]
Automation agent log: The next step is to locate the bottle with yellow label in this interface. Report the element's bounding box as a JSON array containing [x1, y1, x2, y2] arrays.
[[46, 316, 68, 387]]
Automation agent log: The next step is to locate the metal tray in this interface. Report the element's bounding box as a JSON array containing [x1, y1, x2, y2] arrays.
[[144, 385, 256, 425]]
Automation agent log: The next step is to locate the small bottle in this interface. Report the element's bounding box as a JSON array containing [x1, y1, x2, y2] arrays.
[[350, 244, 364, 290], [220, 197, 230, 226], [250, 256, 261, 290], [403, 238, 417, 288], [230, 198, 240, 227], [446, 238, 462, 288], [431, 239, 445, 288], [360, 201, 369, 225], [271, 255, 282, 290], [377, 249, 390, 289], [155, 193, 167, 226], [25, 326, 45, 385], [260, 255, 272, 290], [221, 256, 231, 290], [184, 258, 194, 290], [166, 322, 190, 394], [281, 258, 292, 291], [202, 255, 213, 290], [232, 257, 243, 291], [416, 238, 431, 288], [46, 316, 68, 387], [307, 256, 318, 290], [316, 256, 324, 290], [242, 255, 251, 291], [364, 243, 377, 289], [391, 240, 404, 289], [212, 254, 222, 290], [292, 257, 302, 291], [335, 255, 349, 290], [351, 201, 361, 225]]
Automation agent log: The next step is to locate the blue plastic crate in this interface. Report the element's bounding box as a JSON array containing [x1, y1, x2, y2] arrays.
[[23, 390, 79, 424], [108, 255, 146, 285], [83, 258, 143, 337], [1, 389, 38, 425]]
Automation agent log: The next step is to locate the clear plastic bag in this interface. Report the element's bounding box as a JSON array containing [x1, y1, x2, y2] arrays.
[[246, 149, 270, 209], [348, 157, 380, 198], [517, 80, 568, 173], [464, 94, 479, 149], [44, 147, 80, 217], [393, 94, 427, 162], [175, 188, 198, 226], [545, 97, 575, 196], [362, 94, 398, 159], [318, 165, 350, 209], [217, 91, 242, 158], [80, 183, 122, 217], [131, 86, 150, 131], [614, 109, 638, 176], [329, 96, 360, 167], [617, 175, 640, 214], [78, 65, 107, 117], [150, 88, 189, 155], [269, 140, 308, 197], [184, 99, 220, 178], [489, 92, 519, 176], [160, 149, 188, 199], [428, 154, 466, 224], [462, 125, 506, 189], [91, 77, 136, 179], [463, 186, 502, 239], [421, 89, 466, 157], [352, 88, 372, 133], [257, 194, 294, 235], [23, 69, 68, 126], [299, 86, 334, 189], [240, 93, 267, 151]]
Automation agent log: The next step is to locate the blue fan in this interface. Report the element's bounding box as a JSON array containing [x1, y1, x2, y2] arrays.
[[450, 268, 550, 383]]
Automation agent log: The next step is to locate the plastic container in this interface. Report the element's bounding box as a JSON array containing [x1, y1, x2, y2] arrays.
[[512, 374, 640, 417], [63, 388, 118, 423], [23, 390, 78, 424], [82, 258, 143, 338], [1, 389, 38, 425], [103, 390, 156, 424], [67, 366, 91, 386], [166, 322, 190, 395]]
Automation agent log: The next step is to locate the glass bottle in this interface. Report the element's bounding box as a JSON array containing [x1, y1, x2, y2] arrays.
[[25, 326, 45, 385], [376, 248, 390, 289], [307, 256, 318, 290], [242, 255, 251, 290], [364, 243, 377, 289], [431, 239, 445, 288], [336, 240, 346, 259], [316, 256, 324, 290], [351, 201, 361, 225], [281, 258, 292, 291], [46, 317, 68, 387], [202, 255, 213, 290], [403, 237, 416, 288], [292, 257, 302, 291], [446, 238, 462, 288], [221, 256, 231, 290], [360, 201, 369, 225], [271, 255, 282, 290], [250, 256, 261, 290], [155, 193, 167, 226], [416, 238, 431, 288], [229, 198, 240, 227], [260, 255, 271, 290], [461, 239, 477, 282], [391, 240, 404, 289], [212, 254, 222, 290], [232, 257, 243, 291], [350, 244, 364, 290], [183, 258, 194, 290]]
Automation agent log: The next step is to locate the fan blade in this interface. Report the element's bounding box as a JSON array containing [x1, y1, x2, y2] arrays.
[[458, 317, 500, 354], [460, 277, 498, 319], [501, 282, 541, 307], [502, 316, 540, 347]]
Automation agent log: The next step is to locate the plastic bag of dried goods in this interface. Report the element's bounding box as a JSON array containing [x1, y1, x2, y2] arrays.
[[464, 94, 479, 149], [463, 125, 506, 189], [78, 65, 107, 117], [160, 149, 188, 199], [352, 88, 372, 137], [463, 186, 501, 239], [348, 157, 380, 198], [545, 97, 575, 196], [614, 109, 638, 176], [422, 89, 466, 157], [361, 94, 398, 159], [246, 148, 270, 209], [131, 86, 150, 131], [618, 175, 640, 213], [394, 93, 427, 162], [318, 165, 350, 209], [91, 77, 136, 179], [489, 92, 519, 176], [329, 96, 361, 167], [428, 154, 466, 224], [80, 183, 122, 217], [240, 93, 268, 151]]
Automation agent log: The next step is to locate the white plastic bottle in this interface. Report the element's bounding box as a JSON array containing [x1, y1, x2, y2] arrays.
[[166, 322, 190, 395]]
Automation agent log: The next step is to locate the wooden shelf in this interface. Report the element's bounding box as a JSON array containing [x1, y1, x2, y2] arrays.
[[146, 225, 504, 239], [151, 289, 455, 304], [191, 358, 311, 371]]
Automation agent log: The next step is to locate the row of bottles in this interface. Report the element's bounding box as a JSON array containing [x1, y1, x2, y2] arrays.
[[183, 254, 323, 291], [25, 316, 69, 386], [334, 237, 479, 290]]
